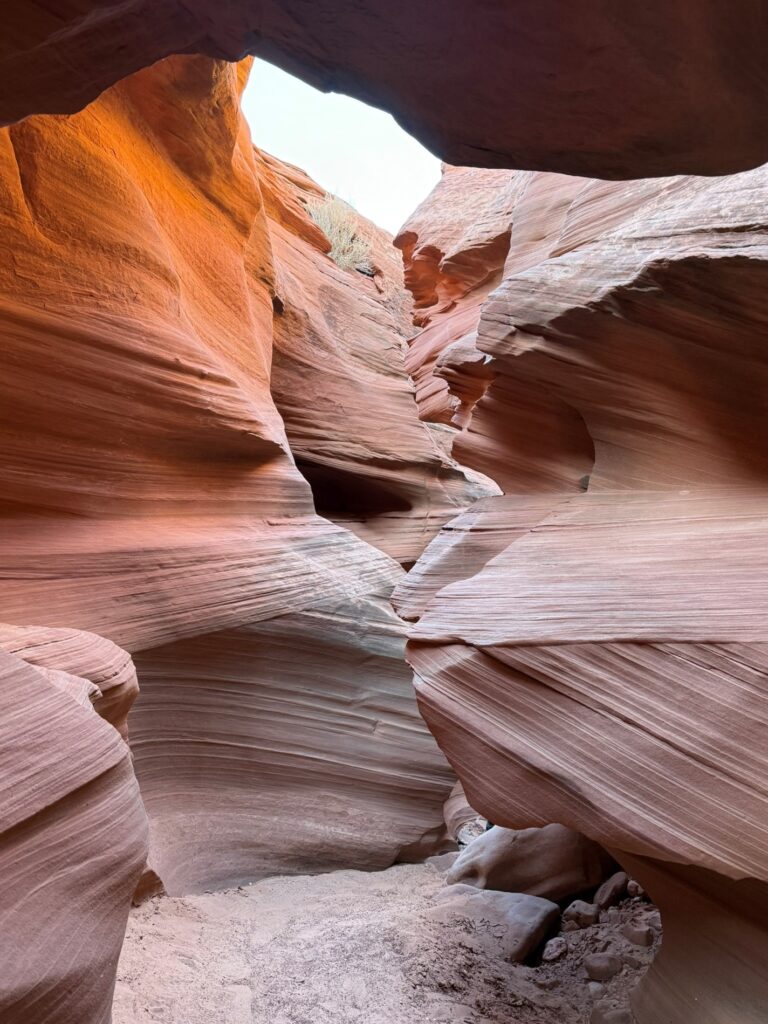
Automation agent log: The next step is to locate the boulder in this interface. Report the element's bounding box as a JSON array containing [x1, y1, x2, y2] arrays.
[[446, 824, 613, 902], [595, 872, 630, 911], [428, 883, 560, 963], [562, 900, 601, 930]]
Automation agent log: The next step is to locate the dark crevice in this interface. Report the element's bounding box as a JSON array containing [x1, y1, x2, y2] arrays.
[[294, 458, 411, 517]]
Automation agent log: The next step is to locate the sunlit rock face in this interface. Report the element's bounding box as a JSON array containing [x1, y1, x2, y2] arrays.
[[2, 2, 768, 179], [398, 164, 768, 1023], [0, 631, 147, 1024], [0, 54, 473, 898]]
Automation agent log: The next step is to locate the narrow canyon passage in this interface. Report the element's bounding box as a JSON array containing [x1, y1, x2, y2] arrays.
[[2, 7, 768, 1024]]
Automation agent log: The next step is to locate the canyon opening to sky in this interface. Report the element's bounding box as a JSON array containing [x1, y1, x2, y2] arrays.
[[242, 58, 442, 234]]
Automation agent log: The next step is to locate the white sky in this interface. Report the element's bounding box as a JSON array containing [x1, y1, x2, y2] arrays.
[[241, 59, 442, 236]]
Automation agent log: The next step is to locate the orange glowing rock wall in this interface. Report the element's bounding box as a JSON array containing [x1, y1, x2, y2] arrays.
[[0, 56, 486, 909]]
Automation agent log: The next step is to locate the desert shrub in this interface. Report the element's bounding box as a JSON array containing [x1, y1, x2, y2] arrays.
[[308, 195, 374, 275]]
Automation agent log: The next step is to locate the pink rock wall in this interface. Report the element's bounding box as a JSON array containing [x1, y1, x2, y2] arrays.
[[0, 632, 147, 1023], [398, 164, 768, 1023]]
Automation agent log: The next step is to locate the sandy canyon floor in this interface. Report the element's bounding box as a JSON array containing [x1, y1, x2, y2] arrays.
[[114, 858, 656, 1024]]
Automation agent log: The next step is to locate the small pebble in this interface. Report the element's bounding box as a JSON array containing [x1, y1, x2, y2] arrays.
[[541, 937, 568, 962], [646, 910, 662, 932], [621, 952, 643, 969], [590, 1005, 634, 1024], [563, 899, 600, 929], [533, 975, 560, 990], [584, 953, 622, 982], [626, 880, 645, 899], [621, 922, 654, 948]]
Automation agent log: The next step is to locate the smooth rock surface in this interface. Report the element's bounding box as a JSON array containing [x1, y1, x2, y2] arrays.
[[0, 54, 462, 896], [595, 873, 630, 911], [428, 883, 560, 963], [260, 148, 489, 565], [446, 824, 613, 902]]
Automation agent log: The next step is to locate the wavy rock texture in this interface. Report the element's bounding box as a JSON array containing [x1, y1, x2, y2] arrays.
[[396, 169, 595, 494], [399, 165, 768, 1023], [0, 54, 470, 899], [259, 150, 491, 564], [0, 634, 147, 1024], [3, 3, 768, 178]]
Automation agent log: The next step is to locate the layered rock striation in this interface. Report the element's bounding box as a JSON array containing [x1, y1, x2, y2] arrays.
[[0, 630, 147, 1023], [259, 149, 488, 564], [0, 55, 484, 900], [398, 164, 768, 1023]]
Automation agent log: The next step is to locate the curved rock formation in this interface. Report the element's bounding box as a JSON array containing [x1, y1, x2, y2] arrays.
[[399, 164, 768, 1022], [0, 635, 147, 1024], [2, 3, 768, 178], [0, 55, 469, 897], [259, 150, 490, 564], [0, 625, 139, 738], [395, 167, 595, 492]]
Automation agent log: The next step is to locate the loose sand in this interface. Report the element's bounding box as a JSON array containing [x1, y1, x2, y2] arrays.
[[115, 859, 655, 1024]]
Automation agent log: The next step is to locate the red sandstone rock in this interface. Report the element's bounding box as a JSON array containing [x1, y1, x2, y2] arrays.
[[258, 150, 489, 565], [2, 4, 768, 179], [0, 55, 460, 899], [396, 167, 595, 492], [0, 625, 139, 738], [0, 639, 147, 1023], [443, 781, 482, 843], [595, 873, 630, 911], [400, 164, 768, 1022]]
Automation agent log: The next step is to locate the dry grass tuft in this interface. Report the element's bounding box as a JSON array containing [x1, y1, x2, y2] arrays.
[[308, 195, 375, 275]]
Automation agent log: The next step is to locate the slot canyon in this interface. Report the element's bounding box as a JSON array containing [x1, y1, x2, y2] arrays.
[[1, 4, 767, 1024]]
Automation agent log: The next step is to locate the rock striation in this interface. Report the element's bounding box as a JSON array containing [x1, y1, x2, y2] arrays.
[[397, 163, 768, 1023], [258, 149, 489, 565], [1, 9, 767, 1022], [0, 631, 147, 1024], [2, 3, 768, 178], [0, 54, 481, 899]]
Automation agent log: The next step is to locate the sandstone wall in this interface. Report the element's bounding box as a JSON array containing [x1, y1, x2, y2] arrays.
[[0, 631, 148, 1023], [0, 55, 485, 904], [397, 164, 768, 1023]]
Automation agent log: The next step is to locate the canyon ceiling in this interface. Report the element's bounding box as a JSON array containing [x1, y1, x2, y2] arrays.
[[3, 1, 768, 176]]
